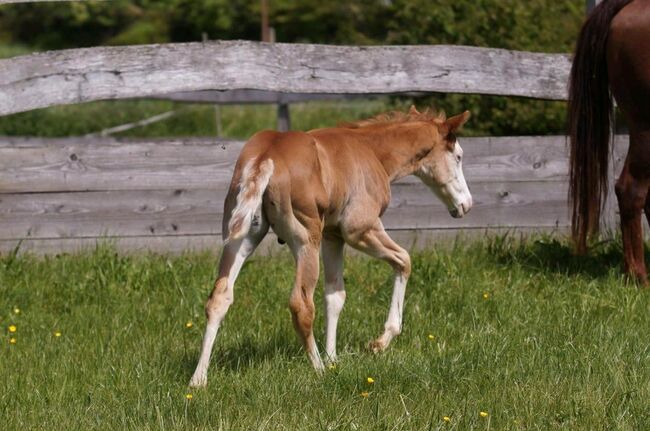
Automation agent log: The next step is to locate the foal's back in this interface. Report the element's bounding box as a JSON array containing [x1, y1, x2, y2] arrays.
[[231, 127, 391, 233]]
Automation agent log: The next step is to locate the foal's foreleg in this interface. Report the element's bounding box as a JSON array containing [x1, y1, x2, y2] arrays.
[[322, 237, 346, 363], [289, 244, 325, 371], [348, 222, 411, 353]]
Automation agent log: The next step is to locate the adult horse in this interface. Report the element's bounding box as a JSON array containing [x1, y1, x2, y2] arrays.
[[189, 107, 472, 387], [569, 0, 650, 284]]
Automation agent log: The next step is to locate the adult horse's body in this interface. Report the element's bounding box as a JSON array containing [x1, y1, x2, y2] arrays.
[[189, 107, 472, 387], [569, 0, 650, 284]]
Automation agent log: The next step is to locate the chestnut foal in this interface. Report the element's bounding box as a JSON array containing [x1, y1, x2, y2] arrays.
[[189, 107, 472, 387]]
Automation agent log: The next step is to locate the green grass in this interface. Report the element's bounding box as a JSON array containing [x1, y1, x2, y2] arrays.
[[1, 236, 650, 429], [0, 99, 404, 139]]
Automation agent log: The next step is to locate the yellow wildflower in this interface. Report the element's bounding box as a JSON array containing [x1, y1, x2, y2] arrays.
[[185, 321, 193, 329], [13, 308, 20, 314], [480, 411, 489, 418], [8, 325, 16, 333], [54, 332, 62, 337], [366, 377, 374, 384], [328, 363, 337, 370], [9, 337, 16, 344], [185, 393, 193, 400], [360, 391, 369, 398], [483, 292, 489, 300], [443, 416, 451, 423], [428, 334, 435, 340]]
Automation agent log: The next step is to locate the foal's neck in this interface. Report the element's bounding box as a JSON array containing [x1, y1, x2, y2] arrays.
[[365, 123, 434, 182]]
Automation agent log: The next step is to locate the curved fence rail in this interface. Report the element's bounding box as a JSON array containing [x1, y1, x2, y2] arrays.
[[0, 41, 571, 116]]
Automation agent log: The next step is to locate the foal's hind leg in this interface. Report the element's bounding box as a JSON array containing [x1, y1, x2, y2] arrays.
[[189, 218, 268, 387], [346, 220, 411, 353], [288, 242, 325, 371]]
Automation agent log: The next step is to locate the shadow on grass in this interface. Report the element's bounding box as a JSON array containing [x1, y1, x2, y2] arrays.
[[485, 234, 650, 280], [176, 331, 300, 379]]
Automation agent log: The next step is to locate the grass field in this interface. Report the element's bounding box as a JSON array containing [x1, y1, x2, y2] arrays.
[[1, 236, 649, 430]]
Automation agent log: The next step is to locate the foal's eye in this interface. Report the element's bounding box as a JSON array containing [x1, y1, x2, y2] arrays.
[[456, 155, 462, 163]]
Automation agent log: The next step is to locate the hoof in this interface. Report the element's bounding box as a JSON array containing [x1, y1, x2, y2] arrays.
[[367, 339, 386, 354], [188, 375, 207, 388]]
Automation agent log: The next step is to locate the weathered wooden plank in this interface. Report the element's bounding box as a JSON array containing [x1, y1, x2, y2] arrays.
[[384, 181, 570, 230], [0, 41, 572, 115], [0, 181, 570, 240], [1, 136, 606, 193], [0, 137, 244, 192]]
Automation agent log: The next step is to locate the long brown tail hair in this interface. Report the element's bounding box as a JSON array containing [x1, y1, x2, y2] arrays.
[[568, 0, 633, 254]]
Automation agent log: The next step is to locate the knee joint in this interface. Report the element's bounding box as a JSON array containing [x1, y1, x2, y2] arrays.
[[397, 252, 411, 277], [616, 178, 646, 210]]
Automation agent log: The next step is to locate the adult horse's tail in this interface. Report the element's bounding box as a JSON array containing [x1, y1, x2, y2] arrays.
[[568, 0, 633, 254]]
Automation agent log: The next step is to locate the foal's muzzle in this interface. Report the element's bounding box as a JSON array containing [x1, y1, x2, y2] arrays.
[[449, 198, 472, 218]]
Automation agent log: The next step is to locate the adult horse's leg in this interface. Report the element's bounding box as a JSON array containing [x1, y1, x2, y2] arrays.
[[189, 216, 268, 387], [645, 191, 650, 229], [322, 236, 346, 363], [347, 220, 411, 353], [615, 151, 649, 285], [288, 241, 325, 371]]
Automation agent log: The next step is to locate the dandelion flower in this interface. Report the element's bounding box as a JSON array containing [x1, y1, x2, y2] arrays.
[[483, 292, 489, 300], [360, 391, 369, 398], [443, 416, 451, 423], [8, 325, 16, 333], [366, 377, 374, 384], [13, 308, 20, 314], [9, 337, 16, 344], [480, 411, 489, 418], [428, 334, 435, 340], [185, 393, 193, 400], [328, 363, 337, 370], [185, 321, 193, 329], [54, 332, 62, 337]]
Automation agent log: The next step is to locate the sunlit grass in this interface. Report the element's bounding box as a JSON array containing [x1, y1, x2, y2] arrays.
[[1, 236, 649, 430]]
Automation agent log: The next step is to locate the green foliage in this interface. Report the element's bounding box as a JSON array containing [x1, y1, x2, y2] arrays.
[[0, 99, 394, 138], [0, 0, 587, 136], [1, 237, 650, 429]]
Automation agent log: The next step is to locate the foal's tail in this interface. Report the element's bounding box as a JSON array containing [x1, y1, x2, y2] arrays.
[[568, 0, 632, 254], [226, 158, 274, 242]]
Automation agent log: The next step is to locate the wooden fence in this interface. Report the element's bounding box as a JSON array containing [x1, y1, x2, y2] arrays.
[[0, 134, 630, 254], [0, 38, 636, 254]]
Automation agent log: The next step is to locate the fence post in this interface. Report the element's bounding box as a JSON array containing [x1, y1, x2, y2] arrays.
[[277, 103, 290, 132]]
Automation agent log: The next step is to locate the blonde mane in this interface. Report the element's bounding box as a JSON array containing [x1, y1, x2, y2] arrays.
[[340, 108, 446, 129]]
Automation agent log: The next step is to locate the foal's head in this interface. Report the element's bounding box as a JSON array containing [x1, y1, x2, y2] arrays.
[[413, 109, 473, 218]]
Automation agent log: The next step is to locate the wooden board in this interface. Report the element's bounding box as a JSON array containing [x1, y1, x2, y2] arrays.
[[0, 137, 243, 193], [0, 136, 593, 193], [0, 181, 570, 241], [0, 135, 633, 255], [0, 41, 572, 115]]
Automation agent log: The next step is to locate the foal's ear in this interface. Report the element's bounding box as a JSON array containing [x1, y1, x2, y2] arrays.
[[445, 111, 471, 133], [408, 105, 420, 115]]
